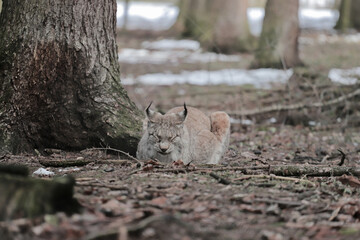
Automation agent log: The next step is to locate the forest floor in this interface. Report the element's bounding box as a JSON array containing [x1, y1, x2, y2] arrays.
[[1, 30, 360, 240]]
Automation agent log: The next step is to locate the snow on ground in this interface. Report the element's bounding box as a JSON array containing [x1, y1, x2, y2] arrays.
[[33, 168, 55, 177], [118, 48, 241, 64], [300, 33, 360, 45], [122, 68, 293, 89], [142, 39, 200, 51], [116, 1, 339, 34], [328, 67, 360, 85], [117, 1, 178, 31]]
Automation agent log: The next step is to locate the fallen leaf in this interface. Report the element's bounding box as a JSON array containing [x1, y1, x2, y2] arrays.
[[150, 196, 168, 207], [338, 175, 360, 188]]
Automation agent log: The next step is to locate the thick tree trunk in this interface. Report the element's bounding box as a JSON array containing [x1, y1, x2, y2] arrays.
[[0, 0, 142, 155], [336, 0, 360, 31], [335, 0, 352, 30], [350, 0, 360, 30], [172, 0, 255, 52], [252, 0, 302, 68]]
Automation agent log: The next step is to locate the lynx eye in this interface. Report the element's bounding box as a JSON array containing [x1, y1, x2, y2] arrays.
[[170, 135, 179, 141]]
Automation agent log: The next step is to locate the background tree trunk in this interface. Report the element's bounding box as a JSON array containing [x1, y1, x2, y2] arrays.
[[352, 1, 360, 30], [0, 0, 142, 155], [252, 0, 302, 68], [335, 0, 360, 31], [172, 0, 255, 52], [335, 0, 352, 31]]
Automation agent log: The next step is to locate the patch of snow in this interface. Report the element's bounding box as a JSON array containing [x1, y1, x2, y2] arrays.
[[230, 118, 253, 125], [247, 8, 264, 36], [328, 67, 360, 85], [118, 47, 241, 64], [58, 167, 81, 173], [117, 1, 178, 31], [300, 0, 336, 8], [299, 8, 338, 30], [308, 121, 319, 126], [122, 68, 293, 89], [268, 117, 277, 124], [300, 33, 360, 45], [33, 168, 55, 177], [142, 39, 200, 51]]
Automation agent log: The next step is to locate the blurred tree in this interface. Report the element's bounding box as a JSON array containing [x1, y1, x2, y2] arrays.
[[336, 0, 360, 31], [252, 0, 302, 68], [0, 0, 142, 154], [122, 0, 130, 31], [172, 0, 256, 52]]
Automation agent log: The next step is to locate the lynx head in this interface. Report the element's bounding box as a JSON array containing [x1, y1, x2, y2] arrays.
[[145, 103, 187, 156]]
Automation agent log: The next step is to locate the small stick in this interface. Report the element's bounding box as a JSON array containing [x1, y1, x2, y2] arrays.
[[88, 147, 140, 164], [337, 149, 346, 166], [209, 172, 231, 185], [233, 174, 316, 187]]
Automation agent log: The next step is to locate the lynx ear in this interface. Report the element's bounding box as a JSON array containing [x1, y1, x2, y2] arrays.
[[176, 103, 188, 123], [145, 102, 160, 122]]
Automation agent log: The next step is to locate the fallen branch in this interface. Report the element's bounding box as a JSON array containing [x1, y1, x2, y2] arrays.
[[269, 165, 360, 177], [229, 88, 360, 117], [233, 174, 316, 187], [209, 172, 231, 185], [38, 158, 93, 167]]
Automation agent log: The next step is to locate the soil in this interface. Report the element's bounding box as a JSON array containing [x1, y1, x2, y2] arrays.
[[1, 30, 360, 240]]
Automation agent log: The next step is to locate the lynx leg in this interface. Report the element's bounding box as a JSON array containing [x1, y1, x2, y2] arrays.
[[207, 111, 231, 164], [210, 112, 230, 144]]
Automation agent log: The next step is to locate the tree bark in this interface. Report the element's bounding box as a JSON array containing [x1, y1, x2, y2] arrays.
[[252, 0, 302, 68], [0, 0, 142, 155], [335, 0, 352, 30], [172, 0, 255, 52], [336, 0, 360, 31]]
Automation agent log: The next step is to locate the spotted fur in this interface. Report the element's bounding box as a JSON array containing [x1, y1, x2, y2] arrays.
[[136, 104, 230, 164]]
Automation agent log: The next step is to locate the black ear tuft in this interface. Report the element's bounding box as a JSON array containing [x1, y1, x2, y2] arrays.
[[175, 103, 188, 123], [183, 102, 188, 118], [146, 101, 153, 116]]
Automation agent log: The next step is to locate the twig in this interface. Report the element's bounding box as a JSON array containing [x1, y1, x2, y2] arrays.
[[209, 172, 231, 185], [329, 206, 342, 221], [39, 158, 93, 167], [233, 174, 316, 187], [88, 147, 141, 163], [337, 149, 346, 166], [229, 88, 360, 117]]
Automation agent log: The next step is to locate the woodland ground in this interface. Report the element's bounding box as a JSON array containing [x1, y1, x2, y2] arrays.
[[1, 30, 360, 240]]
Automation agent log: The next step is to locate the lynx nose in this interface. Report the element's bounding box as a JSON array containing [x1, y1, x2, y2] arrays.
[[159, 142, 169, 153]]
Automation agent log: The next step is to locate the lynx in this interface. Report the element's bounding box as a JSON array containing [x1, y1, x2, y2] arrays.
[[136, 103, 230, 164]]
